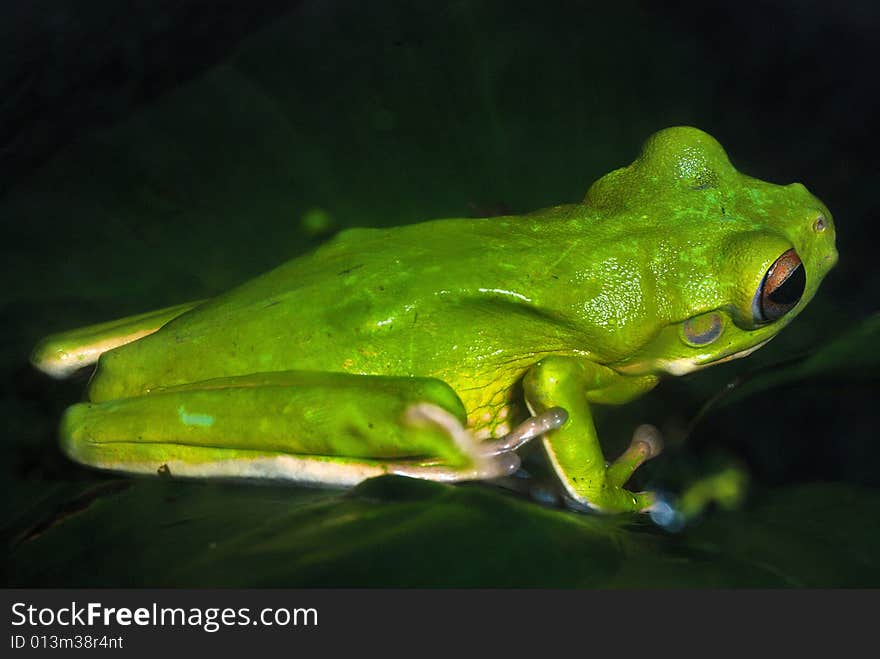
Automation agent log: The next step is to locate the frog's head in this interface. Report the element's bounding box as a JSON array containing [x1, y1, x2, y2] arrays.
[[601, 126, 838, 376]]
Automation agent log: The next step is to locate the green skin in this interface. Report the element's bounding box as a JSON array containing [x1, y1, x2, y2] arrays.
[[32, 127, 838, 513]]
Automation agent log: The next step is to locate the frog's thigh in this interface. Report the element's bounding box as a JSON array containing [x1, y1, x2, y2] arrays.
[[60, 371, 506, 486]]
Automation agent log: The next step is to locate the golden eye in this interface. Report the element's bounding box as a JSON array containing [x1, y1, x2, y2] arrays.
[[753, 249, 805, 324], [813, 215, 827, 232]]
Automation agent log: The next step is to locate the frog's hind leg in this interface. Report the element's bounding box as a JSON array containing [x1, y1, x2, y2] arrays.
[[58, 371, 520, 487], [392, 404, 568, 480], [477, 407, 569, 456], [31, 299, 205, 379], [376, 403, 521, 482]]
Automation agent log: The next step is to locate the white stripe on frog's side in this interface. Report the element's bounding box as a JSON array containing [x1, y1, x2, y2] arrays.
[[149, 455, 390, 486], [83, 451, 520, 487]]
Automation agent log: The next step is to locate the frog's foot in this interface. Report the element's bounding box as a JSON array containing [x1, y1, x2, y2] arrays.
[[478, 407, 569, 456], [393, 406, 568, 483], [606, 424, 663, 491], [563, 424, 665, 514], [395, 403, 521, 481]]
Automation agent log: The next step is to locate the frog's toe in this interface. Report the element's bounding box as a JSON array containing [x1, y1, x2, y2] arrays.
[[401, 402, 519, 480], [388, 452, 521, 482], [645, 492, 686, 531], [478, 407, 569, 456], [403, 402, 479, 456], [605, 424, 663, 490]]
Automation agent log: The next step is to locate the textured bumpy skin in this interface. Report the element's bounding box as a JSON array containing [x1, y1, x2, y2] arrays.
[[33, 126, 838, 513]]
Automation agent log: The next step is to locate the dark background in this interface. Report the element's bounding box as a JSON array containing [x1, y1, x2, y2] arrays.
[[2, 0, 878, 587]]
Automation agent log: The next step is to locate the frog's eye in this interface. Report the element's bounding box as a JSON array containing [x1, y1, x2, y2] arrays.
[[753, 249, 805, 324]]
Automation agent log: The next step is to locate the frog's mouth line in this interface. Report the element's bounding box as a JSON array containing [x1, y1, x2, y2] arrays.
[[657, 336, 775, 376], [612, 334, 776, 377]]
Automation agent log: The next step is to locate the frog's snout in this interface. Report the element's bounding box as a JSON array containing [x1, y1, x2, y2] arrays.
[[824, 247, 839, 268], [814, 245, 838, 280]]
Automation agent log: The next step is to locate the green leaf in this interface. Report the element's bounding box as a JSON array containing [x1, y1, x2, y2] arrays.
[[6, 476, 879, 587]]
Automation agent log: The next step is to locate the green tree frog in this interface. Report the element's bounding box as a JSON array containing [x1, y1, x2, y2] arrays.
[[32, 127, 838, 514]]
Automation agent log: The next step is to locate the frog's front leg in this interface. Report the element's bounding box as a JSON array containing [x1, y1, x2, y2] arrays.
[[523, 356, 662, 513], [60, 371, 529, 486]]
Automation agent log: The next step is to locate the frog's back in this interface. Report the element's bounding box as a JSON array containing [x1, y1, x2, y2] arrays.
[[85, 213, 581, 401], [86, 202, 675, 403]]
